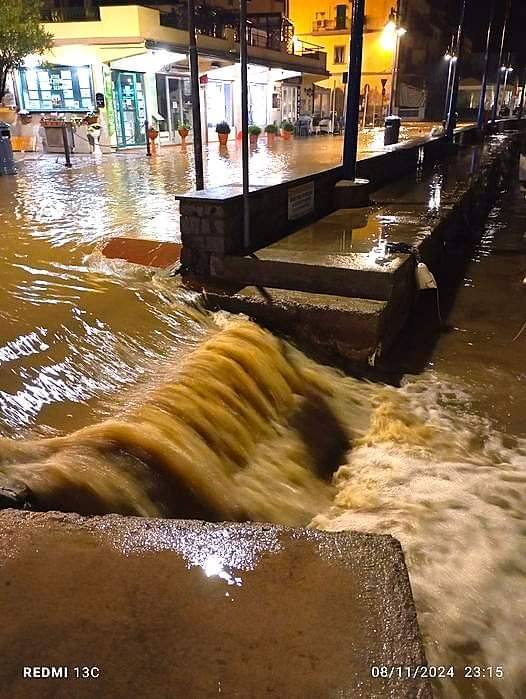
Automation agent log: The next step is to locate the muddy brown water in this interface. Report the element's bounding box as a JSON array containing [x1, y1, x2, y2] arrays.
[[0, 145, 524, 699]]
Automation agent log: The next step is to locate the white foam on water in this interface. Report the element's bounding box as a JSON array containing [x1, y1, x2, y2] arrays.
[[314, 373, 526, 699]]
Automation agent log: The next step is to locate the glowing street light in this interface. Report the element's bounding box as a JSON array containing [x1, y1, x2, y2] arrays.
[[386, 4, 407, 117]]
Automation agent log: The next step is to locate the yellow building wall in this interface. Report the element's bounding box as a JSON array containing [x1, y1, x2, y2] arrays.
[[289, 0, 396, 96]]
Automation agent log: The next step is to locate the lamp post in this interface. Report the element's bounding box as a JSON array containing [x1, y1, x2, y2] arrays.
[[342, 0, 366, 181], [477, 0, 496, 129], [187, 0, 204, 190], [240, 0, 250, 250], [491, 0, 511, 123], [445, 0, 468, 139], [387, 2, 406, 116], [501, 59, 514, 115], [518, 68, 526, 120], [443, 37, 456, 126]]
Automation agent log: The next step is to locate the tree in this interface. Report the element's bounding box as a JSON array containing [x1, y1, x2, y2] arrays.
[[0, 0, 53, 102]]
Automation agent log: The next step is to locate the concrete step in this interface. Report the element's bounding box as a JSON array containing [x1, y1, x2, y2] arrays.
[[0, 511, 431, 699], [211, 249, 414, 303], [202, 285, 407, 363]]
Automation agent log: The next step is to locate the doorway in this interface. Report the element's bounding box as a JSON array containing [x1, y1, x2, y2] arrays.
[[111, 70, 147, 147]]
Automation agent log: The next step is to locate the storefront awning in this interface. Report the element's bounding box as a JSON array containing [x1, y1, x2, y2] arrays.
[[110, 49, 187, 73]]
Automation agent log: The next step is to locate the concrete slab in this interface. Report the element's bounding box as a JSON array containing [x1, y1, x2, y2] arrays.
[[0, 511, 431, 699], [203, 284, 393, 362], [211, 249, 414, 303], [102, 238, 181, 269]]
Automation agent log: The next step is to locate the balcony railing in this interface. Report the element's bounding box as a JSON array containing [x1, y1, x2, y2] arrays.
[[312, 18, 351, 33], [41, 4, 100, 22], [159, 7, 324, 62]]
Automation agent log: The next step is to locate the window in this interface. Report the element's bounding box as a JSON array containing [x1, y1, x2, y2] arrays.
[[18, 65, 94, 112], [334, 46, 345, 64]]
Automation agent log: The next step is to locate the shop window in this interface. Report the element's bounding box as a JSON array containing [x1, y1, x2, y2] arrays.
[[18, 65, 94, 112], [334, 46, 346, 64]]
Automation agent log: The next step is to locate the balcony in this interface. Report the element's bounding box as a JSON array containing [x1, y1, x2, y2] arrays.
[[311, 17, 351, 33], [159, 6, 322, 63], [41, 3, 100, 22]]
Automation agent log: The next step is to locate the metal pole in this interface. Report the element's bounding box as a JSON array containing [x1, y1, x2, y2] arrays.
[[342, 0, 365, 181], [477, 0, 495, 129], [446, 0, 468, 140], [145, 119, 151, 157], [491, 0, 511, 123], [443, 58, 454, 125], [518, 69, 526, 119], [61, 125, 72, 168], [388, 3, 402, 116], [502, 65, 510, 112], [240, 0, 250, 250], [188, 0, 204, 190]]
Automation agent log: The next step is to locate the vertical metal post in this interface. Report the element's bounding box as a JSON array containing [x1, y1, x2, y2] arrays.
[[491, 0, 511, 123], [388, 1, 402, 116], [342, 0, 365, 181], [477, 0, 495, 129], [443, 58, 454, 125], [188, 0, 204, 190], [502, 62, 510, 113], [61, 125, 72, 168], [446, 0, 468, 140], [240, 0, 250, 250], [145, 119, 151, 157], [518, 70, 526, 120]]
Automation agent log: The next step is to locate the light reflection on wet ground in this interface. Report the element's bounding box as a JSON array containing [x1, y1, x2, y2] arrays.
[[0, 125, 438, 433]]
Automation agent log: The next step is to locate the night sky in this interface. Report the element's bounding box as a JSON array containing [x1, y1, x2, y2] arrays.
[[432, 0, 526, 66]]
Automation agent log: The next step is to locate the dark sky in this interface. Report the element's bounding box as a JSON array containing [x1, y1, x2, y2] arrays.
[[431, 0, 526, 65]]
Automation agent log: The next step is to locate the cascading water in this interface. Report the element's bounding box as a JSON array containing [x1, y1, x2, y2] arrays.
[[1, 150, 525, 699], [0, 316, 371, 524], [1, 302, 524, 698]]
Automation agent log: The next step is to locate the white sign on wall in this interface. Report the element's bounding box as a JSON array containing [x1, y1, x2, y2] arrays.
[[288, 182, 315, 221]]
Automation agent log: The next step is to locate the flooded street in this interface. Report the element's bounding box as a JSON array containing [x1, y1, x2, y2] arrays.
[[0, 128, 524, 698]]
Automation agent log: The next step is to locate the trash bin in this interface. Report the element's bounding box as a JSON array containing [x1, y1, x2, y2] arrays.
[[384, 115, 401, 146], [0, 121, 16, 176]]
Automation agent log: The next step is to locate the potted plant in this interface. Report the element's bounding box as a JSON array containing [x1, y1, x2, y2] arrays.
[[148, 125, 159, 143], [264, 123, 278, 143], [280, 121, 294, 140], [177, 121, 191, 143], [18, 110, 33, 125], [248, 125, 261, 145], [83, 111, 99, 126], [216, 120, 231, 146]]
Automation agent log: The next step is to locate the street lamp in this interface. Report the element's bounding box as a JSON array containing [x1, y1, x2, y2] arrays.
[[501, 61, 514, 116], [491, 0, 511, 123], [386, 4, 407, 116], [443, 43, 457, 126]]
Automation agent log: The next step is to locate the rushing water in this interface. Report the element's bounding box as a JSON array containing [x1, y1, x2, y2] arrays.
[[0, 142, 524, 698]]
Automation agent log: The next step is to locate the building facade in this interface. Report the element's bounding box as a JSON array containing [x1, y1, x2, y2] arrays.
[[12, 1, 327, 151]]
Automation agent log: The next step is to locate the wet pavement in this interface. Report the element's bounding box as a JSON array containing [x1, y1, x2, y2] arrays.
[[0, 124, 439, 434], [0, 123, 524, 699], [0, 511, 431, 699]]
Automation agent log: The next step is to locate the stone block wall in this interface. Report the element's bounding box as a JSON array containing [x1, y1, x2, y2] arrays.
[[178, 128, 482, 277]]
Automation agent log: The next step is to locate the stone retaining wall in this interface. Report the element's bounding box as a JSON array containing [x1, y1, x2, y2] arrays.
[[177, 128, 478, 276]]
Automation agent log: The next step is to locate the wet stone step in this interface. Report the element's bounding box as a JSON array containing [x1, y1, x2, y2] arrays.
[[201, 285, 406, 363], [0, 511, 432, 699]]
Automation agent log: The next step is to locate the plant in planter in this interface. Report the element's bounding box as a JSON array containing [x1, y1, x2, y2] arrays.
[[216, 120, 231, 146], [83, 111, 99, 126], [248, 125, 261, 144], [18, 110, 32, 125], [0, 0, 53, 124], [264, 123, 278, 143], [280, 121, 294, 140], [176, 121, 191, 143]]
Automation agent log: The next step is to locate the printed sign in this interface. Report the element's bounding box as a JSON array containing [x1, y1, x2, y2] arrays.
[[288, 182, 315, 221]]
